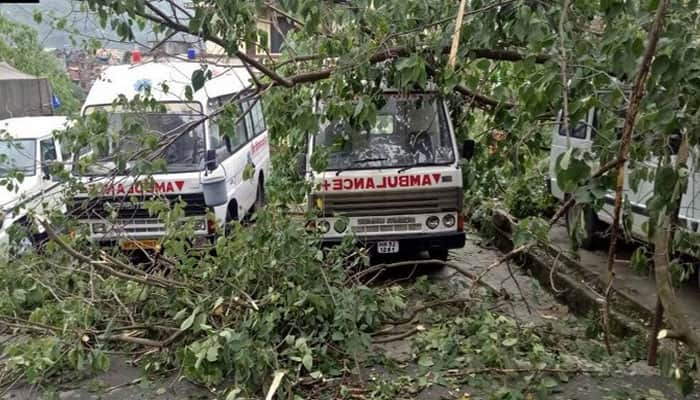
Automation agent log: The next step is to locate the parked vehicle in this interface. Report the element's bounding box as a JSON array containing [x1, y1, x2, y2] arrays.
[[0, 116, 70, 255], [69, 56, 270, 250], [300, 90, 474, 260], [549, 109, 700, 285]]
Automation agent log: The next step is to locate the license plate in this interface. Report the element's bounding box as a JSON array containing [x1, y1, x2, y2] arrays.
[[377, 240, 399, 254], [121, 239, 160, 251]]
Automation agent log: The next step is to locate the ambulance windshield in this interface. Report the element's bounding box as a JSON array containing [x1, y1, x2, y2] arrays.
[[314, 94, 454, 171], [79, 102, 205, 175]]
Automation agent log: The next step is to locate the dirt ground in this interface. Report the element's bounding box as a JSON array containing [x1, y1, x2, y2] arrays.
[[2, 228, 698, 399]]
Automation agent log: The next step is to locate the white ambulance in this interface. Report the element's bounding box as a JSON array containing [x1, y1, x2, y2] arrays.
[[549, 109, 700, 250], [0, 116, 70, 255], [69, 57, 270, 250], [301, 91, 473, 260]]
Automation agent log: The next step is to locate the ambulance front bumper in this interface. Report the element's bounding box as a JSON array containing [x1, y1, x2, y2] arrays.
[[320, 231, 466, 252]]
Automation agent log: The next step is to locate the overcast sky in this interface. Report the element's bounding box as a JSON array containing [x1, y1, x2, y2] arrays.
[[0, 0, 151, 49]]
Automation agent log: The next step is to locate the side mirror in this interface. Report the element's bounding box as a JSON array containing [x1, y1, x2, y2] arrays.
[[295, 153, 306, 176], [205, 149, 218, 172], [461, 139, 475, 160]]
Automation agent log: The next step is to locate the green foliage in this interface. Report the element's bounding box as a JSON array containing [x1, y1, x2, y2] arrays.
[[0, 13, 81, 114], [0, 209, 404, 396]]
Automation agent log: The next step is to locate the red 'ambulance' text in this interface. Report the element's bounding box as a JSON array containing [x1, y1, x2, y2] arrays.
[[322, 173, 441, 191]]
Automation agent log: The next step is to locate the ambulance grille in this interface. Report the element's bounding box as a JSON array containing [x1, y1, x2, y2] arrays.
[[312, 187, 462, 217], [68, 193, 208, 220]]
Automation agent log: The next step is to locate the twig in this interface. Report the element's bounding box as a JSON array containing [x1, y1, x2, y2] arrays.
[[444, 366, 600, 377], [505, 262, 532, 314], [372, 326, 424, 344], [469, 244, 532, 295], [346, 259, 502, 297], [385, 298, 472, 325], [558, 0, 571, 136]]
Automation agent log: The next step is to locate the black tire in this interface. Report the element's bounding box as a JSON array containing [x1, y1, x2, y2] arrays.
[[429, 248, 449, 262], [254, 178, 265, 211], [566, 201, 597, 250], [224, 201, 239, 236]]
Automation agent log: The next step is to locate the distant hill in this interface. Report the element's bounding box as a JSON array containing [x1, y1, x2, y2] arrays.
[[0, 0, 151, 49]]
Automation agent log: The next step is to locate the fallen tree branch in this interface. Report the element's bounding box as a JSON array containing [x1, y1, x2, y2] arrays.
[[604, 0, 671, 356], [39, 220, 185, 290]]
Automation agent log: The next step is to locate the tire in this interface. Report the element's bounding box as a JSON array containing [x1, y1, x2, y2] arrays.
[[429, 248, 449, 262], [566, 201, 597, 250], [254, 179, 265, 211]]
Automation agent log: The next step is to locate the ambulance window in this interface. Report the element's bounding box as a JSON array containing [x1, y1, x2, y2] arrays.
[[250, 100, 266, 136], [40, 139, 57, 162], [558, 120, 587, 139], [243, 103, 254, 141], [227, 115, 248, 151]]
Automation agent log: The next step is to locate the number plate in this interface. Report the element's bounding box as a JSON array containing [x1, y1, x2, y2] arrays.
[[377, 240, 399, 254], [121, 239, 160, 251]]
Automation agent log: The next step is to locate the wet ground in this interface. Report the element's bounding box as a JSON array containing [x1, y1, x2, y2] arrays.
[[3, 228, 699, 399]]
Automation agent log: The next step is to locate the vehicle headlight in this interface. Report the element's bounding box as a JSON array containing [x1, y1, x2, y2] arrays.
[[92, 223, 106, 234], [443, 214, 456, 228], [318, 220, 330, 234], [194, 219, 206, 231], [426, 216, 440, 230], [334, 219, 348, 233]]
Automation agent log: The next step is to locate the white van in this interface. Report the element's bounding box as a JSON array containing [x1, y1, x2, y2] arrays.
[[69, 58, 270, 250], [549, 109, 700, 250], [301, 91, 473, 260], [0, 116, 70, 254]]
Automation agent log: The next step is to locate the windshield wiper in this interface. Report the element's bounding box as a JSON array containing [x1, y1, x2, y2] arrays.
[[335, 157, 388, 176], [397, 161, 438, 173]]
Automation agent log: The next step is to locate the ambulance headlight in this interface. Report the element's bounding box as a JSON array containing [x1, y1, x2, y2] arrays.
[[334, 219, 347, 233], [443, 214, 456, 228], [426, 216, 440, 230], [193, 219, 206, 231], [92, 223, 106, 234], [318, 220, 330, 234]]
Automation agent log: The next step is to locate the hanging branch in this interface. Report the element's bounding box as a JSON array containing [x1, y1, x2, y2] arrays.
[[602, 0, 671, 355]]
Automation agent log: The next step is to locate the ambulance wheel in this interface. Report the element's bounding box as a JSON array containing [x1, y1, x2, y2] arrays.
[[224, 201, 239, 236], [566, 201, 597, 250], [429, 248, 449, 262], [255, 176, 265, 211]]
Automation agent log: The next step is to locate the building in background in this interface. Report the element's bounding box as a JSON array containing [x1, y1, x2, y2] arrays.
[[0, 62, 53, 119], [50, 48, 124, 93]]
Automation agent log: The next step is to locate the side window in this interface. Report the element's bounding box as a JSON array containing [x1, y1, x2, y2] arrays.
[[558, 120, 587, 139], [251, 100, 266, 136], [243, 101, 254, 140], [224, 105, 249, 153], [40, 139, 57, 162]]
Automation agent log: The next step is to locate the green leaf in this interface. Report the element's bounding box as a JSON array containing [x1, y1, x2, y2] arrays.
[[502, 338, 518, 347], [180, 307, 199, 330], [192, 69, 208, 92], [542, 377, 559, 389], [301, 353, 313, 371], [417, 355, 434, 367]]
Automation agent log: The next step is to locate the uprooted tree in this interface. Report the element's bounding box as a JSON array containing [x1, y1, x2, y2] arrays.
[[4, 0, 700, 396]]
